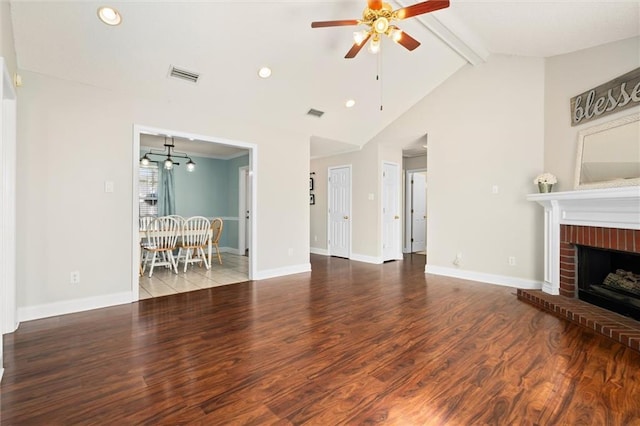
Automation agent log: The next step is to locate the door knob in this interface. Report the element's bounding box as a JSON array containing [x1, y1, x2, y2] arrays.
[[343, 216, 349, 220], [394, 215, 399, 219]]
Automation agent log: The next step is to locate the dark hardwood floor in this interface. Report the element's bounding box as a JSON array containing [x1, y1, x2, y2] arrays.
[[2, 254, 640, 425]]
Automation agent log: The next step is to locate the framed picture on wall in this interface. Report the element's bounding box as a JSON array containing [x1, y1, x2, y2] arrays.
[[310, 177, 314, 190], [310, 194, 315, 205]]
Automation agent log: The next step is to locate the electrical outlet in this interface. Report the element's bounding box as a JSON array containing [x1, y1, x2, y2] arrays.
[[314, 235, 317, 242], [70, 271, 80, 284], [508, 256, 516, 266], [288, 248, 293, 256], [453, 252, 462, 266]]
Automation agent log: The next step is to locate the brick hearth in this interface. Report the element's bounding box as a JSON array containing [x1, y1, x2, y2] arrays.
[[519, 225, 640, 353], [518, 289, 640, 352]]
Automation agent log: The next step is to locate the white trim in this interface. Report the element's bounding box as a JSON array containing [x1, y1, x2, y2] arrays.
[[425, 265, 543, 290], [133, 124, 258, 295], [218, 246, 243, 256], [253, 263, 311, 280], [1, 56, 18, 348], [350, 253, 383, 264], [17, 292, 132, 323], [238, 165, 249, 256], [310, 247, 329, 256]]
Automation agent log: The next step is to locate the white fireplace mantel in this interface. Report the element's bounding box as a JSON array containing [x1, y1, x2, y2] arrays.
[[527, 186, 640, 295]]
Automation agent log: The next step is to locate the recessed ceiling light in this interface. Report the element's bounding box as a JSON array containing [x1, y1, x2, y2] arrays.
[[258, 67, 272, 79], [97, 7, 122, 26], [345, 99, 356, 108]]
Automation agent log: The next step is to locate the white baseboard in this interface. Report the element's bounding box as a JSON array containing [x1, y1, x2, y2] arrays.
[[425, 265, 543, 290], [17, 291, 133, 323], [310, 247, 329, 256], [253, 263, 311, 280], [219, 246, 243, 255], [350, 253, 383, 264]]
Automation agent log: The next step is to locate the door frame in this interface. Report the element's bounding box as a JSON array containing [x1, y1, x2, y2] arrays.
[[0, 58, 17, 381], [238, 165, 250, 255], [132, 125, 258, 300], [327, 165, 352, 258], [404, 168, 427, 253]]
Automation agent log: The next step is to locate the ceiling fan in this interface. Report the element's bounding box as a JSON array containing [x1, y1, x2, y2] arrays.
[[311, 0, 450, 58]]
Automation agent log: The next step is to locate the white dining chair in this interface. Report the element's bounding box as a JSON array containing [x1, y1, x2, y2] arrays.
[[141, 216, 180, 277], [177, 216, 211, 272], [139, 215, 157, 275]]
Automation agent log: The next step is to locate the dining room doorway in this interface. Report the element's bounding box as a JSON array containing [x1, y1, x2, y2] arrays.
[[132, 125, 257, 301]]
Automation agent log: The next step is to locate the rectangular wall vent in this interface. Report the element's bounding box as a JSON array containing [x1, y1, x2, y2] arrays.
[[307, 108, 325, 118], [168, 65, 200, 84]]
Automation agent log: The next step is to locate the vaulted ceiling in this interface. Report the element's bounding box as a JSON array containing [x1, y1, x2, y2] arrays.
[[9, 1, 640, 158]]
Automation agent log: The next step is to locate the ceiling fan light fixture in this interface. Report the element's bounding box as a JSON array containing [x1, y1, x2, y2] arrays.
[[353, 30, 369, 45], [140, 154, 150, 166], [345, 99, 356, 108], [97, 6, 122, 26], [368, 36, 381, 54], [388, 27, 403, 43], [373, 17, 389, 34], [186, 159, 196, 172]]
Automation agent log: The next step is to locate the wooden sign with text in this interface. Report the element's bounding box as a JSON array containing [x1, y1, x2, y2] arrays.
[[570, 67, 640, 126]]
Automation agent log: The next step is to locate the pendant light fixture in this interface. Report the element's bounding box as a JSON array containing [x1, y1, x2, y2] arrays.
[[140, 137, 196, 172]]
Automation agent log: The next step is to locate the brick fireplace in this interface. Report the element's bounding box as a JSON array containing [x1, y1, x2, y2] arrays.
[[558, 225, 640, 298], [522, 187, 640, 352]]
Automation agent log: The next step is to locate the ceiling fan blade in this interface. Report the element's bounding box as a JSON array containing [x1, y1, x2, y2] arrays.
[[311, 19, 360, 28], [395, 30, 421, 51], [345, 34, 371, 58], [396, 0, 450, 19], [368, 0, 383, 10]]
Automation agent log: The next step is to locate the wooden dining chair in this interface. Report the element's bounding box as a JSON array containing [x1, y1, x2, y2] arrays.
[[177, 216, 211, 272], [141, 216, 180, 277], [211, 217, 224, 265]]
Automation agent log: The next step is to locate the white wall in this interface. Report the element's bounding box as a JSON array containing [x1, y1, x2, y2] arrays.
[[310, 142, 381, 260], [370, 54, 546, 284], [16, 71, 310, 317], [0, 2, 16, 78], [544, 37, 640, 191]]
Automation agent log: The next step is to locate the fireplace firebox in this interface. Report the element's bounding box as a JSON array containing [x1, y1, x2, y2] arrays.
[[577, 245, 640, 321]]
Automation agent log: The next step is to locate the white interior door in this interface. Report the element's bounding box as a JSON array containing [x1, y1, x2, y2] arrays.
[[382, 162, 401, 261], [328, 166, 351, 258], [238, 166, 251, 255], [411, 172, 427, 252]]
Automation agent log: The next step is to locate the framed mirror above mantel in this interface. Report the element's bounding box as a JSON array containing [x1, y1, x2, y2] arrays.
[[574, 112, 640, 190]]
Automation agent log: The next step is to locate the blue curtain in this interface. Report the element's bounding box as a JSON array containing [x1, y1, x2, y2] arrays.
[[158, 167, 175, 216]]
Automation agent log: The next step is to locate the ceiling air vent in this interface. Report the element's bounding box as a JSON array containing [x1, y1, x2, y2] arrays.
[[168, 65, 200, 84], [307, 108, 325, 118]]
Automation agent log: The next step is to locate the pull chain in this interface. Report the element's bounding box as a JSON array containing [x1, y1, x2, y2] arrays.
[[377, 46, 383, 111]]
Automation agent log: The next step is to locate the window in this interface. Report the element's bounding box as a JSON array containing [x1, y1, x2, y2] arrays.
[[139, 164, 158, 216]]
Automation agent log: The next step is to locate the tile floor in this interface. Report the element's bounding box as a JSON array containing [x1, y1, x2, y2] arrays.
[[139, 252, 249, 299]]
